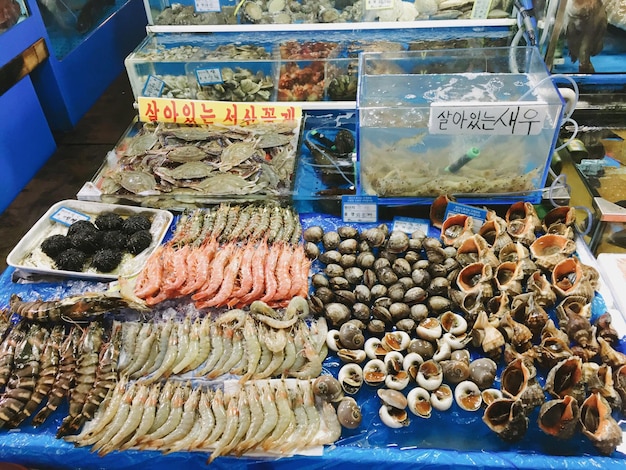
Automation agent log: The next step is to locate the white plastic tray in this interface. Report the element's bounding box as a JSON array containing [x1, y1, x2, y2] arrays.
[[7, 200, 173, 281]]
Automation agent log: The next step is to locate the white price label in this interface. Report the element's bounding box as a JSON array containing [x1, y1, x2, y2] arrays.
[[392, 217, 430, 235], [429, 102, 549, 136], [365, 0, 394, 10], [342, 196, 378, 223], [50, 207, 90, 227], [142, 75, 165, 98], [471, 0, 493, 18], [196, 68, 223, 86], [194, 0, 221, 12]]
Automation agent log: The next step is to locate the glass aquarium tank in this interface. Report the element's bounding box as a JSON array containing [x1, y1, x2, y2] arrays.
[[357, 46, 565, 203]]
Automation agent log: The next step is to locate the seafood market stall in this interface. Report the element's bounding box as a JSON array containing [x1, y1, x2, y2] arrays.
[[2, 0, 626, 467]]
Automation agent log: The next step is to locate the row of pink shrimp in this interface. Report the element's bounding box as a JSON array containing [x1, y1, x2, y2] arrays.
[[134, 238, 310, 309]]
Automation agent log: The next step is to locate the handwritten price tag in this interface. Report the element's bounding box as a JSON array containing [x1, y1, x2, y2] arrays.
[[50, 207, 90, 227], [342, 196, 378, 223]]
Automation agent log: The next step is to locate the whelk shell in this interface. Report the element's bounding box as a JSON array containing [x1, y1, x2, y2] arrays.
[[579, 392, 623, 455], [529, 234, 577, 271], [483, 398, 528, 442], [545, 356, 584, 402], [441, 214, 474, 247], [538, 395, 580, 439], [551, 257, 595, 302]]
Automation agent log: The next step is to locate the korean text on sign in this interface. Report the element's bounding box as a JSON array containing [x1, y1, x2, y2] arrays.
[[137, 97, 301, 126], [428, 102, 549, 136]]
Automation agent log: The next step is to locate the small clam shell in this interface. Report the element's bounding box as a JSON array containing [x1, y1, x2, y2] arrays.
[[322, 231, 341, 250], [381, 331, 411, 352], [337, 226, 359, 239], [387, 230, 410, 254], [311, 273, 329, 289], [319, 250, 342, 265], [362, 227, 386, 247], [364, 359, 387, 386], [431, 384, 454, 411], [340, 253, 357, 268], [352, 303, 371, 322], [337, 397, 362, 429], [404, 286, 428, 305], [325, 263, 344, 278], [303, 225, 324, 243], [409, 304, 430, 322], [377, 388, 408, 409], [364, 337, 387, 360], [454, 380, 483, 411], [337, 348, 366, 364], [407, 386, 432, 418], [344, 266, 364, 285], [338, 363, 364, 395], [338, 238, 358, 255], [417, 359, 444, 391], [305, 242, 320, 259], [356, 251, 376, 269], [313, 375, 344, 402], [325, 302, 351, 326]]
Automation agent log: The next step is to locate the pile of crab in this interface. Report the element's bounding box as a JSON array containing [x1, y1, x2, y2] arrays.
[[304, 199, 626, 456], [98, 121, 299, 204]]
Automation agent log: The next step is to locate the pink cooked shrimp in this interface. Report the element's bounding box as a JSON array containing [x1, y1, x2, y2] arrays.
[[179, 237, 218, 296], [229, 241, 256, 303], [191, 242, 235, 302], [258, 241, 281, 303], [195, 246, 244, 309], [238, 238, 269, 306], [135, 245, 165, 299], [272, 242, 293, 303]]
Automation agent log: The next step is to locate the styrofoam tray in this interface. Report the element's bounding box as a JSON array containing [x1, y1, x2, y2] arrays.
[[7, 200, 173, 281]]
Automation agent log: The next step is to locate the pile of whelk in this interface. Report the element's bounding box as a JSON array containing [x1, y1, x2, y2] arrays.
[[303, 201, 626, 455]]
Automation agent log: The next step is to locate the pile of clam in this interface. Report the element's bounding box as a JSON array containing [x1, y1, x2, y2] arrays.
[[303, 201, 626, 456]]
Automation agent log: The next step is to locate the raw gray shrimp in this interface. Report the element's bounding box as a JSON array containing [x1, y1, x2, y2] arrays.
[[197, 387, 226, 449], [198, 324, 226, 377], [254, 345, 284, 380], [90, 381, 137, 453], [250, 206, 270, 241], [281, 207, 296, 243], [173, 317, 201, 375], [148, 380, 176, 434], [116, 321, 140, 372], [238, 317, 261, 382], [301, 380, 321, 448], [278, 382, 309, 453], [246, 380, 278, 452], [121, 322, 153, 378], [65, 377, 128, 445], [9, 291, 148, 323], [267, 206, 283, 243], [278, 337, 297, 376], [207, 391, 248, 463], [119, 383, 161, 450], [171, 316, 191, 374], [229, 204, 254, 241], [144, 320, 174, 377], [290, 217, 303, 244], [312, 401, 342, 446], [210, 203, 230, 240], [194, 209, 216, 247], [220, 204, 241, 242], [145, 385, 200, 450], [32, 326, 81, 426], [96, 383, 150, 456], [207, 328, 243, 379], [142, 326, 179, 385], [164, 387, 213, 454], [138, 382, 187, 448], [133, 323, 166, 379], [184, 316, 212, 373], [233, 382, 263, 455], [262, 380, 295, 450]]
